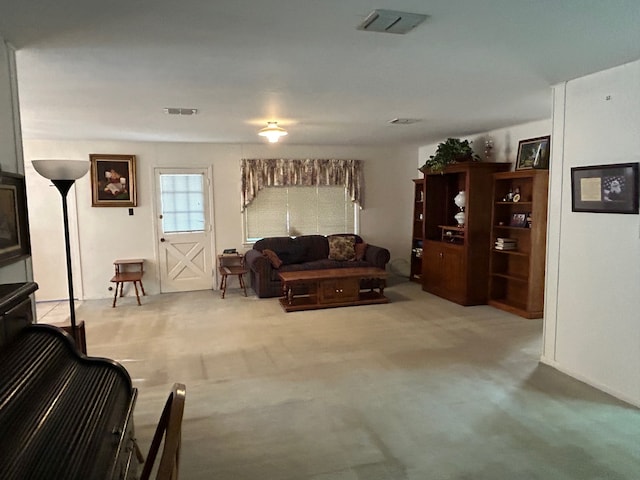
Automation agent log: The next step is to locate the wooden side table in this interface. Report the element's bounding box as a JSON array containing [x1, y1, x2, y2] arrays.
[[111, 259, 146, 307], [218, 254, 247, 299]]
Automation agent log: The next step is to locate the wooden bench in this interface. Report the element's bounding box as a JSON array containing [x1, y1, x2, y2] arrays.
[[111, 259, 146, 307]]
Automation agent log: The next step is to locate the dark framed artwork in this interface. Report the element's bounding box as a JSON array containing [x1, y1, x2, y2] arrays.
[[90, 154, 137, 207], [516, 135, 551, 170], [571, 163, 639, 214], [0, 172, 31, 267]]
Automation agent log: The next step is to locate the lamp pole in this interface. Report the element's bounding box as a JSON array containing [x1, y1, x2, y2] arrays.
[[52, 179, 78, 331], [31, 159, 90, 353]]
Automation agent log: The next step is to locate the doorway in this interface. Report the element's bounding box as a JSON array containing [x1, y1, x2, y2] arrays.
[[155, 168, 214, 293]]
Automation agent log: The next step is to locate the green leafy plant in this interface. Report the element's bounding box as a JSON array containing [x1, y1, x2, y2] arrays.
[[420, 138, 480, 173]]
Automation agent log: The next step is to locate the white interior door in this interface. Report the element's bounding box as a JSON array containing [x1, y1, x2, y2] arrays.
[[155, 168, 214, 293]]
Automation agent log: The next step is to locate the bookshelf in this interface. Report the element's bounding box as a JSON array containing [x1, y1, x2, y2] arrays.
[[410, 178, 424, 282], [421, 162, 510, 305], [488, 169, 549, 318]]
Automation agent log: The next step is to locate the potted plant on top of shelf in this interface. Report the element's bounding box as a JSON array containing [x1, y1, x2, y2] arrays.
[[419, 138, 481, 173]]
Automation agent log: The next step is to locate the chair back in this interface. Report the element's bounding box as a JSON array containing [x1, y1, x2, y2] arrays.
[[140, 383, 186, 480]]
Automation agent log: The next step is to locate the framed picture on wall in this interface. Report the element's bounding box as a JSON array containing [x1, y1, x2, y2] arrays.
[[515, 135, 551, 170], [90, 154, 137, 207], [0, 172, 31, 267], [571, 162, 639, 214]]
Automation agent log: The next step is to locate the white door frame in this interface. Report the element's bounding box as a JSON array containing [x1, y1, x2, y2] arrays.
[[153, 166, 216, 293]]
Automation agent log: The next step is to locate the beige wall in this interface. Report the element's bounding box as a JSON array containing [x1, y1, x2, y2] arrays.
[[24, 140, 418, 301]]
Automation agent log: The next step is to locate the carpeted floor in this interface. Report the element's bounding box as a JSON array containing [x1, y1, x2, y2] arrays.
[[38, 277, 640, 479]]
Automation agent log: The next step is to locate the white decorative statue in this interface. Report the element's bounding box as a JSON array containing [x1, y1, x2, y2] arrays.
[[454, 190, 466, 226], [454, 190, 466, 210]]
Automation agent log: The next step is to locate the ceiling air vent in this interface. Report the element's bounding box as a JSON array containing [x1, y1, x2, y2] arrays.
[[357, 9, 427, 35], [163, 107, 198, 115], [389, 118, 420, 125]]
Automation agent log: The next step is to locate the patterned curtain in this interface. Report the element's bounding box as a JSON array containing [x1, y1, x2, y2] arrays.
[[241, 158, 363, 210]]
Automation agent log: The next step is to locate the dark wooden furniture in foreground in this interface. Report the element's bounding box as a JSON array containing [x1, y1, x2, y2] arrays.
[[421, 162, 511, 305], [278, 267, 388, 312], [218, 253, 248, 299], [60, 321, 88, 355], [140, 383, 186, 480], [0, 324, 139, 479], [0, 282, 37, 349], [489, 169, 549, 318], [111, 258, 146, 307]]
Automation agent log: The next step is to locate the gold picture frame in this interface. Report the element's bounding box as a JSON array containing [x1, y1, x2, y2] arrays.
[[90, 154, 137, 207]]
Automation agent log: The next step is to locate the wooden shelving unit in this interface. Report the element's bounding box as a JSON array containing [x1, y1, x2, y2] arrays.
[[410, 178, 425, 282], [421, 162, 510, 305], [488, 169, 549, 318]]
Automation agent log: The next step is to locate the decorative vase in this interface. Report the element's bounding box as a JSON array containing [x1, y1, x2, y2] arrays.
[[454, 211, 465, 226], [454, 190, 466, 210]]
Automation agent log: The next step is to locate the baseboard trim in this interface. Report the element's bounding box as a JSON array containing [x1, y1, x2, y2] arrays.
[[539, 357, 640, 408]]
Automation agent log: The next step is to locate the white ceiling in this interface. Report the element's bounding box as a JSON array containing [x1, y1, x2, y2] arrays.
[[1, 0, 639, 146]]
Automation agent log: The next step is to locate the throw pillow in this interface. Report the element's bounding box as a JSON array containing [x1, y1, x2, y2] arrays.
[[262, 249, 283, 269], [328, 235, 355, 261], [354, 242, 368, 261]]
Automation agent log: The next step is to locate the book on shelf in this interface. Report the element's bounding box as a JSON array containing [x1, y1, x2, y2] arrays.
[[495, 238, 517, 251]]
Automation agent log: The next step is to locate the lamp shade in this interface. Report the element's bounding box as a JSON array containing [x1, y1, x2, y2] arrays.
[[32, 159, 90, 180], [258, 122, 288, 143]]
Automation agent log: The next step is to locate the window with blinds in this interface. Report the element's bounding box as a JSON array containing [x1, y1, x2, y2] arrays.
[[244, 186, 358, 242]]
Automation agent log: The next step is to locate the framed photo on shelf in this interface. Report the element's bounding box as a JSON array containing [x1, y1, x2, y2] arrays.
[[571, 162, 639, 214], [90, 154, 137, 207], [515, 135, 550, 170], [509, 212, 528, 228], [0, 172, 31, 267]]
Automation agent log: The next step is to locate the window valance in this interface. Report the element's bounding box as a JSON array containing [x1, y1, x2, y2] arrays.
[[241, 158, 363, 210]]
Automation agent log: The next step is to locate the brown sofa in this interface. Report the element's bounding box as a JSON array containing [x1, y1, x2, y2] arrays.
[[244, 234, 390, 298]]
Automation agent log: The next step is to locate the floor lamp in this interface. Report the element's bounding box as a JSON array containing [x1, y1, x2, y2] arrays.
[[32, 159, 90, 354]]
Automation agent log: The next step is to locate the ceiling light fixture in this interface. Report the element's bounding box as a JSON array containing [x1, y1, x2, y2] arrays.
[[258, 122, 288, 143]]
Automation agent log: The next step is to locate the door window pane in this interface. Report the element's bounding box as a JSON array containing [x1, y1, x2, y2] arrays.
[[160, 174, 205, 233]]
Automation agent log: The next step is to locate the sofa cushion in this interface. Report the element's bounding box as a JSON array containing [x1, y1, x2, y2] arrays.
[[262, 249, 283, 268], [354, 242, 368, 261], [294, 235, 330, 261], [275, 242, 307, 265], [328, 235, 355, 261]]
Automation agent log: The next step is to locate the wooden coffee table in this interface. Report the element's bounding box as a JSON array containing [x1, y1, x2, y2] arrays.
[[278, 267, 388, 312]]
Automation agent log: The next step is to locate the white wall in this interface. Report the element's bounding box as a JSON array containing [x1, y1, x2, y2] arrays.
[[543, 60, 640, 406], [417, 119, 552, 171], [23, 140, 418, 301], [0, 37, 32, 285]]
